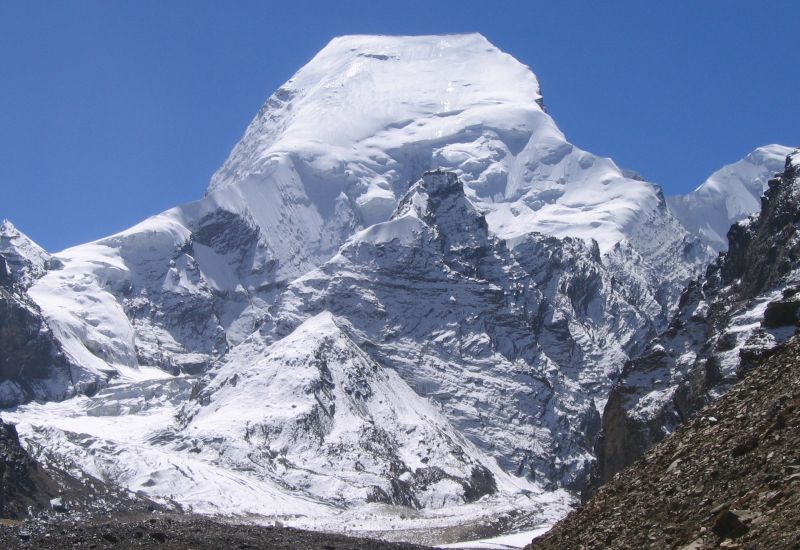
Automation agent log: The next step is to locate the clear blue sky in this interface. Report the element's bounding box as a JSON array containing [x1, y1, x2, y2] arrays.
[[1, 1, 797, 252]]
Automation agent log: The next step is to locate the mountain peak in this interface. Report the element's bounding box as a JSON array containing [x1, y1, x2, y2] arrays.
[[0, 219, 50, 287], [320, 32, 495, 54], [207, 33, 542, 194], [667, 144, 794, 251]]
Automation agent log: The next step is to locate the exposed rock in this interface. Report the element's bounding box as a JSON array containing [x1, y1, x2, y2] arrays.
[[712, 510, 749, 540], [591, 150, 800, 491], [529, 334, 800, 549]]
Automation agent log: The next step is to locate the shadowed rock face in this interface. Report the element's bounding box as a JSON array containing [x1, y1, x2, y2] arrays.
[[530, 335, 800, 550], [0, 418, 59, 519], [589, 150, 800, 494], [0, 269, 77, 408], [0, 224, 85, 407]]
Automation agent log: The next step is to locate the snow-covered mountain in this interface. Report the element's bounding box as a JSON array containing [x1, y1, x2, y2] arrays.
[[7, 34, 706, 405], [0, 32, 794, 543], [667, 144, 793, 252], [195, 171, 659, 492]]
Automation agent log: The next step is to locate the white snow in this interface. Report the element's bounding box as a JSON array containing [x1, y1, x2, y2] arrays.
[[668, 144, 793, 251]]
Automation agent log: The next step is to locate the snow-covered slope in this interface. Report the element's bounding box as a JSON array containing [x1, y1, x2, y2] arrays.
[[243, 171, 658, 489], [667, 144, 793, 251], [182, 311, 530, 509]]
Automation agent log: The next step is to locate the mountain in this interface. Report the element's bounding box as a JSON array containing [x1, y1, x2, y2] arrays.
[[592, 149, 800, 490], [529, 333, 800, 550], [0, 32, 793, 543], [667, 144, 793, 252], [3, 34, 704, 408], [181, 310, 516, 509]]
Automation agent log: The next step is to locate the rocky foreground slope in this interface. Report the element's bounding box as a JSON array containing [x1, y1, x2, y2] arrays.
[[529, 334, 800, 549]]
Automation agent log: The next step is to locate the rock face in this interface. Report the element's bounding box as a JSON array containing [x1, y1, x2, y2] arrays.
[[0, 230, 80, 407], [591, 149, 800, 491], [529, 334, 800, 550]]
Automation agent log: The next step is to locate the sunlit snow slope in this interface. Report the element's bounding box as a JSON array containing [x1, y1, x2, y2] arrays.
[[668, 144, 793, 251]]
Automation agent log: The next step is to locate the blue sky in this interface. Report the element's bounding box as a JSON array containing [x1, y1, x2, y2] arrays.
[[1, 1, 798, 252]]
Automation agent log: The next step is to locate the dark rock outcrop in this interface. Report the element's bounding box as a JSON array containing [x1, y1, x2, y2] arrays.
[[0, 278, 77, 407], [590, 150, 800, 492], [530, 334, 800, 550], [0, 418, 60, 519]]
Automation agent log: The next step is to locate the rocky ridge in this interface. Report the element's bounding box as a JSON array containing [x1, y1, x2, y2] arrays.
[[591, 149, 800, 490], [529, 333, 800, 550]]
